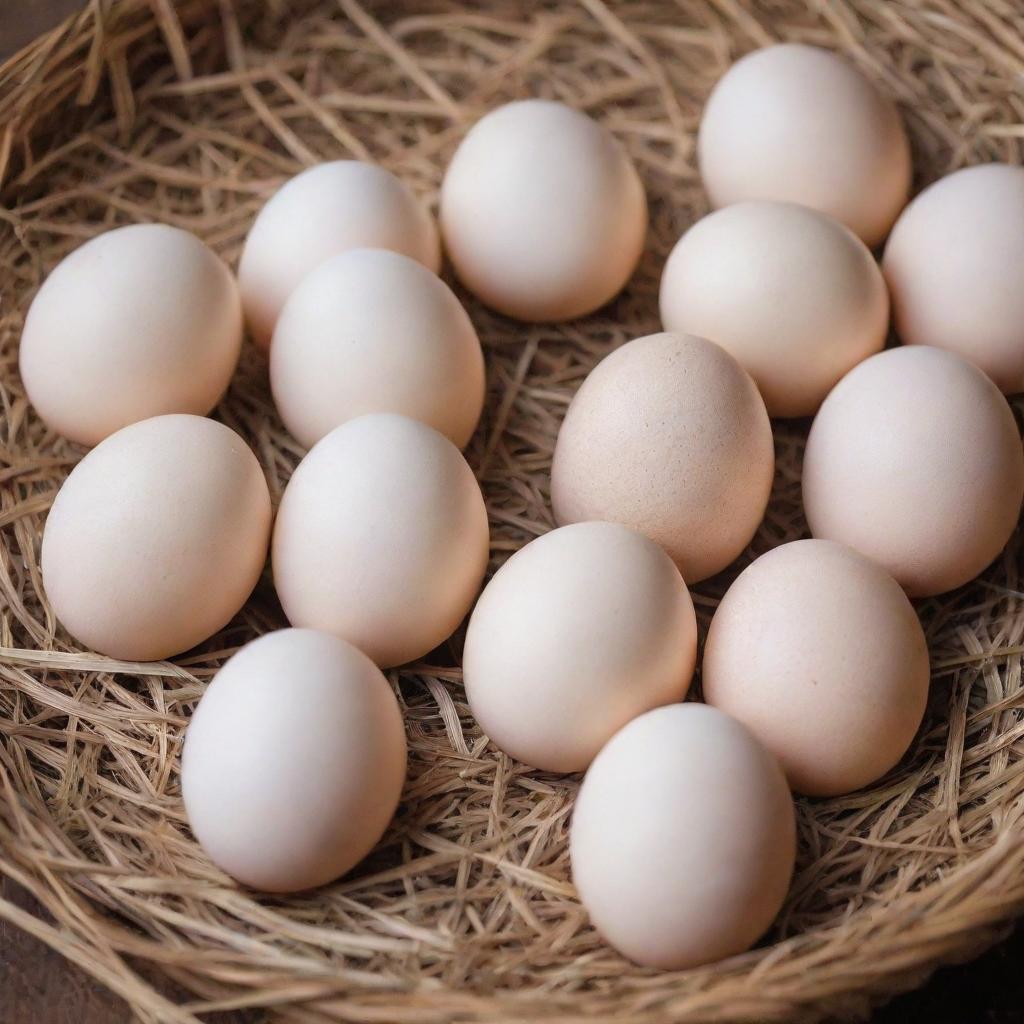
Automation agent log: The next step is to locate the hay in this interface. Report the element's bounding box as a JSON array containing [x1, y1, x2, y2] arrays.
[[1, 1, 1023, 1020]]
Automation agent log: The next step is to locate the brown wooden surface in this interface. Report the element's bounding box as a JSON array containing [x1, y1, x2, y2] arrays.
[[0, 877, 129, 1023], [0, 876, 259, 1022], [0, 0, 84, 58]]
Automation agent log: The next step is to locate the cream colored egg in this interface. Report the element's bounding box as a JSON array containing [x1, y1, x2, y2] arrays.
[[270, 248, 485, 450], [660, 202, 889, 417], [698, 44, 911, 246], [41, 415, 272, 661], [239, 162, 441, 349], [703, 539, 929, 796], [803, 346, 1024, 597], [19, 224, 242, 447], [551, 333, 773, 582], [181, 629, 406, 892], [571, 703, 795, 969], [883, 164, 1024, 394], [463, 522, 697, 773], [440, 99, 647, 322], [272, 413, 489, 668]]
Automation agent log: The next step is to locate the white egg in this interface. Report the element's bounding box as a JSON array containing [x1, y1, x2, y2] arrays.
[[883, 163, 1024, 394], [659, 202, 888, 417], [20, 224, 242, 446], [698, 44, 910, 246], [272, 413, 490, 668], [270, 248, 484, 449], [239, 161, 440, 349], [463, 522, 697, 772], [571, 704, 796, 969], [41, 415, 271, 662], [440, 99, 647, 321], [182, 629, 407, 892]]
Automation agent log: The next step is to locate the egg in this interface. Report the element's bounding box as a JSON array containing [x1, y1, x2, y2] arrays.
[[551, 333, 773, 582], [19, 224, 242, 447], [703, 539, 929, 796], [181, 629, 406, 892], [238, 161, 441, 349], [41, 415, 272, 661], [803, 346, 1024, 597], [570, 703, 795, 970], [883, 163, 1024, 394], [270, 248, 485, 450], [463, 522, 697, 773], [659, 202, 888, 417], [440, 99, 647, 322], [272, 413, 489, 667], [698, 44, 911, 246]]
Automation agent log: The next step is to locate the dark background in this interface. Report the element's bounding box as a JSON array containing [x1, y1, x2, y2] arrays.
[[2, 3, 1022, 1022], [1, 0, 83, 56]]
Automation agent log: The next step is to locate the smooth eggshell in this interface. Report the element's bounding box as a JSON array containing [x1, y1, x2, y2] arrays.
[[550, 332, 774, 582], [803, 346, 1024, 597], [463, 521, 697, 772], [181, 629, 406, 892], [272, 413, 490, 667], [570, 703, 795, 969], [698, 44, 911, 246], [883, 163, 1024, 394], [239, 161, 441, 349], [41, 415, 272, 661], [660, 201, 889, 417], [271, 248, 485, 449], [440, 99, 647, 322], [19, 224, 242, 447], [703, 539, 929, 796]]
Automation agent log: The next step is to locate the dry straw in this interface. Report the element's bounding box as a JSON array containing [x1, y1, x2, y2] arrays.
[[1, 0, 1023, 1020]]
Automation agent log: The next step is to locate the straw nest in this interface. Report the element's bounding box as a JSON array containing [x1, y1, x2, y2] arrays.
[[1, 1, 1023, 1021]]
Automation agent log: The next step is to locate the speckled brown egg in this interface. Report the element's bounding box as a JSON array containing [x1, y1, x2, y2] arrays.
[[550, 333, 774, 582]]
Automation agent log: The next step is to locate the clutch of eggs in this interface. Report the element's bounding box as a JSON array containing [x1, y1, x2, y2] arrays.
[[19, 47, 1024, 974]]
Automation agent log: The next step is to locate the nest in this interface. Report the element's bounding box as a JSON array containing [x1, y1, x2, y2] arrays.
[[2, 1, 1024, 1021]]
